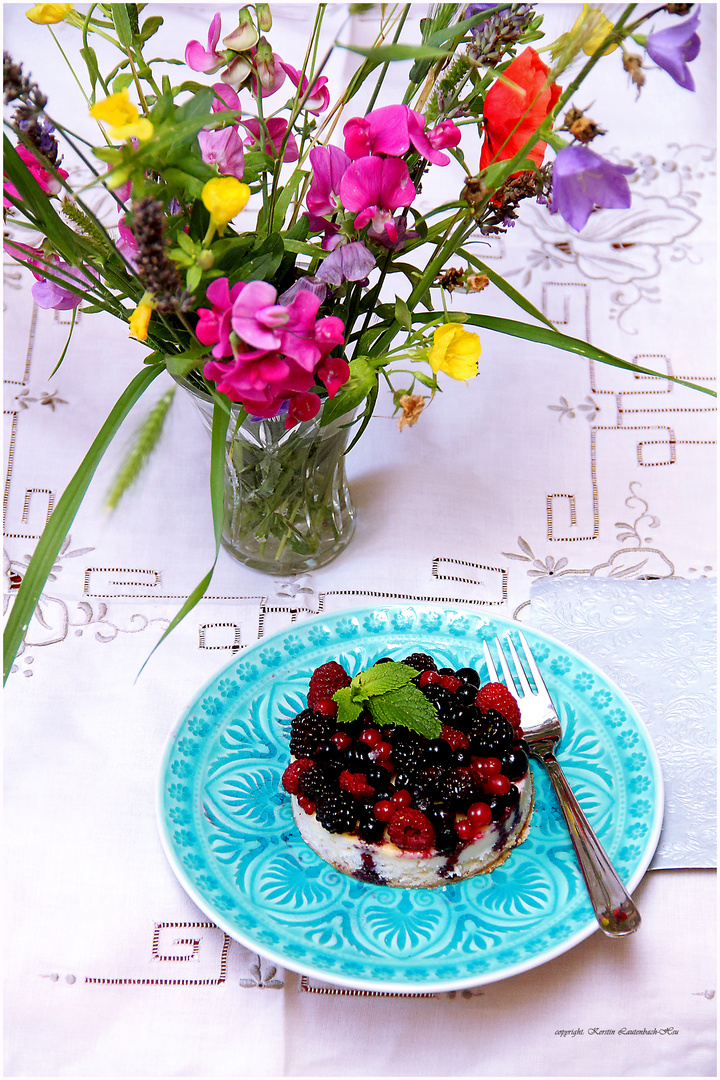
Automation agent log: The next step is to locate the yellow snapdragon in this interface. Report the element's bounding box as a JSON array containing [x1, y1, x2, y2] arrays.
[[428, 324, 481, 382], [90, 90, 153, 142], [26, 3, 72, 23], [128, 296, 154, 342]]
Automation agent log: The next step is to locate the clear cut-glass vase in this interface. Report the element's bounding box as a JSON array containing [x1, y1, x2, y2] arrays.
[[182, 380, 356, 575]]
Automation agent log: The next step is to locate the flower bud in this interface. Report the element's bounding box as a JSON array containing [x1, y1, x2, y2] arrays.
[[196, 249, 215, 270], [223, 8, 258, 53], [255, 3, 272, 31]]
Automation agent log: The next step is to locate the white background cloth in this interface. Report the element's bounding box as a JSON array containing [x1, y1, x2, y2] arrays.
[[3, 3, 717, 1076]]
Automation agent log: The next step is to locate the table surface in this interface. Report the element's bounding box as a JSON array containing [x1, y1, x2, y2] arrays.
[[3, 4, 717, 1076]]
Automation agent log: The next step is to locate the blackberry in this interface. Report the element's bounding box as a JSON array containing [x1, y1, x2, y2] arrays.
[[433, 768, 481, 811], [469, 714, 514, 755], [299, 765, 335, 803], [402, 652, 437, 672], [290, 709, 333, 758], [444, 703, 478, 732], [316, 790, 357, 834], [421, 684, 455, 718]]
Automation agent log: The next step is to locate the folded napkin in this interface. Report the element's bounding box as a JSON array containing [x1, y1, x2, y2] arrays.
[[529, 575, 716, 870]]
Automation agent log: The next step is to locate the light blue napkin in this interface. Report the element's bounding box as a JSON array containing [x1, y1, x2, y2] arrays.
[[529, 576, 716, 870]]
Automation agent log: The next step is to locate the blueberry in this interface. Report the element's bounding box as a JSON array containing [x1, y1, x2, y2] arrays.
[[358, 817, 386, 843], [423, 739, 453, 767], [456, 667, 481, 688], [453, 747, 472, 767], [343, 743, 371, 768], [501, 748, 528, 781], [435, 827, 460, 854], [454, 683, 478, 707]]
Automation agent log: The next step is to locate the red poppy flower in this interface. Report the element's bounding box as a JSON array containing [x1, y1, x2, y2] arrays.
[[480, 47, 561, 171]]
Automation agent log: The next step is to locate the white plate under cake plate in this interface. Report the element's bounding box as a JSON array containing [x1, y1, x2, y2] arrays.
[[157, 605, 663, 994]]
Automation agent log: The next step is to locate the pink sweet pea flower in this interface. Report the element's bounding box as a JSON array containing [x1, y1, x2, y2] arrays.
[[241, 117, 298, 162], [196, 277, 245, 358], [250, 42, 286, 97], [343, 105, 460, 166], [339, 155, 416, 231], [30, 256, 92, 310], [231, 280, 291, 352], [317, 355, 350, 399], [185, 12, 226, 74], [279, 61, 330, 114], [117, 214, 139, 270], [306, 145, 352, 217], [198, 126, 245, 180], [211, 83, 241, 113], [315, 239, 376, 286], [3, 145, 68, 207]]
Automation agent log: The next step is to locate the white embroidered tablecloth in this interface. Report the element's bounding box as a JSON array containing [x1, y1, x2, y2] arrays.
[[3, 4, 717, 1076]]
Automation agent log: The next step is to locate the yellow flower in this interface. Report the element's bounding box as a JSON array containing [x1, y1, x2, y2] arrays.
[[90, 90, 154, 142], [572, 4, 619, 55], [428, 324, 481, 382], [128, 297, 154, 342], [201, 177, 251, 229], [26, 3, 72, 23]]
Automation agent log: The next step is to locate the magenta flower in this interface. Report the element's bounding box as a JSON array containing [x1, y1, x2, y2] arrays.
[[343, 105, 460, 166], [196, 277, 245, 358], [339, 155, 416, 231], [306, 145, 352, 217], [116, 215, 139, 270], [317, 356, 350, 399], [231, 280, 292, 352], [315, 239, 376, 286], [646, 10, 701, 91], [279, 62, 330, 114], [241, 117, 299, 163], [185, 12, 225, 74], [552, 145, 635, 232], [3, 145, 68, 208], [250, 44, 287, 97], [198, 126, 245, 180]]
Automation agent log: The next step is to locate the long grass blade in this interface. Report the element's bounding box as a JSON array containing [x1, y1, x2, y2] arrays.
[[3, 363, 164, 683], [135, 395, 230, 678], [410, 310, 716, 395]]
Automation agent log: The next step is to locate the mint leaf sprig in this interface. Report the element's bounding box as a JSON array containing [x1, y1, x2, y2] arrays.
[[333, 661, 442, 740]]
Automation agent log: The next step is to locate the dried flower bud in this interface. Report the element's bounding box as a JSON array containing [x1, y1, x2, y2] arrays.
[[435, 267, 465, 293], [465, 274, 490, 293], [397, 394, 426, 431], [665, 4, 694, 14], [623, 53, 645, 94], [569, 116, 606, 143], [461, 178, 487, 215]]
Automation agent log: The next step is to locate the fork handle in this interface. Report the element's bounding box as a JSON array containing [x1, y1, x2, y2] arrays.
[[539, 751, 641, 937]]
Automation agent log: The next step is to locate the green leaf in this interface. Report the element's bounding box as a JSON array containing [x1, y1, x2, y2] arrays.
[[458, 248, 555, 330], [333, 685, 365, 725], [112, 72, 134, 95], [80, 45, 101, 96], [354, 661, 418, 697], [139, 14, 164, 41], [367, 685, 442, 739], [3, 365, 164, 684], [186, 264, 202, 293], [340, 43, 452, 62], [394, 296, 412, 332], [232, 233, 285, 285], [111, 3, 135, 47], [320, 355, 377, 427]]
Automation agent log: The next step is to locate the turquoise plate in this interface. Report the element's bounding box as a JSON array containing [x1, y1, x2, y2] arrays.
[[157, 605, 663, 993]]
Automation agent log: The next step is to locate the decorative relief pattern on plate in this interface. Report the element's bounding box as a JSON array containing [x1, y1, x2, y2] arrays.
[[158, 606, 662, 992]]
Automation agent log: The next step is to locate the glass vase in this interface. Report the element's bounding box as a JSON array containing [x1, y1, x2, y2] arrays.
[[183, 383, 356, 575]]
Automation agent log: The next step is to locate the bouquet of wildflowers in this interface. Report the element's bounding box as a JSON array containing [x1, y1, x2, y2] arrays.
[[3, 1, 710, 680]]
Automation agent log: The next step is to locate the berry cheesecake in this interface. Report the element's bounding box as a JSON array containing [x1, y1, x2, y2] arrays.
[[281, 652, 534, 888]]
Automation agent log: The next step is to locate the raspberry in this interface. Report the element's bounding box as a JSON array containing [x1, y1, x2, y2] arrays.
[[475, 682, 521, 727], [307, 661, 351, 709], [338, 770, 375, 798], [388, 808, 436, 851], [440, 725, 470, 751], [281, 758, 315, 795]]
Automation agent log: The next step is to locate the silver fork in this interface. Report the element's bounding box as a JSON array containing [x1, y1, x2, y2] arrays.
[[483, 632, 641, 937]]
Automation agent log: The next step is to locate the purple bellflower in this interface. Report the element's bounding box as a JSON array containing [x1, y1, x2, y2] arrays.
[[646, 9, 701, 91], [552, 145, 635, 232]]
